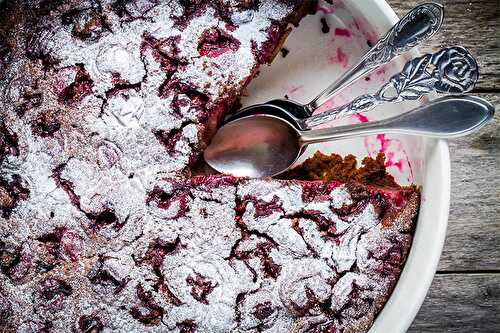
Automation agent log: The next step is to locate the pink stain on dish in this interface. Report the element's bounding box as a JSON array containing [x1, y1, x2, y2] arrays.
[[328, 48, 349, 68], [385, 152, 404, 173], [376, 134, 390, 152], [285, 84, 304, 97], [317, 98, 337, 112], [350, 17, 378, 47], [337, 47, 349, 68], [374, 134, 414, 181], [376, 68, 386, 76], [316, 4, 336, 15], [315, 94, 350, 114], [352, 113, 372, 157], [334, 28, 352, 37], [353, 113, 369, 123]]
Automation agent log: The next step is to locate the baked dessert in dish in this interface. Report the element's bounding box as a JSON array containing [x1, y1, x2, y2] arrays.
[[0, 1, 420, 332]]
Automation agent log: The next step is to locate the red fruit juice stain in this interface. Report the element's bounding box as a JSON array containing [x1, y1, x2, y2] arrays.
[[328, 48, 349, 68], [286, 85, 304, 97], [316, 4, 336, 15], [353, 18, 362, 31], [375, 134, 415, 181], [334, 28, 351, 37], [353, 113, 369, 123]]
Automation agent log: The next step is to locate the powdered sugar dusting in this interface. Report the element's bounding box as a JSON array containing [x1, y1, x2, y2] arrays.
[[1, 172, 417, 332]]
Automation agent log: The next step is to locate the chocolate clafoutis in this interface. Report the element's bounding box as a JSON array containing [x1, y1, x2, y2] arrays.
[[0, 1, 419, 332]]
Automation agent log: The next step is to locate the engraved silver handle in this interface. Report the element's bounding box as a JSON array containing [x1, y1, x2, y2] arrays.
[[304, 46, 479, 128], [300, 96, 494, 144], [306, 3, 444, 112]]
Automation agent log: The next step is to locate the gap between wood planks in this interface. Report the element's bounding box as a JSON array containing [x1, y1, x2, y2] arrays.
[[437, 270, 500, 275]]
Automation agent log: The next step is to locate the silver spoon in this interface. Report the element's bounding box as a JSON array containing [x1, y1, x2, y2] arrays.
[[226, 3, 444, 124], [227, 46, 478, 130], [204, 96, 494, 177]]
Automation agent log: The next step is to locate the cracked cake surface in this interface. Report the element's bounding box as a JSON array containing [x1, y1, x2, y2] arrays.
[[0, 1, 420, 332]]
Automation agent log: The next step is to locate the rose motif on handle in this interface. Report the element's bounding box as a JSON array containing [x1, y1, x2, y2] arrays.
[[433, 46, 478, 93], [304, 46, 479, 128]]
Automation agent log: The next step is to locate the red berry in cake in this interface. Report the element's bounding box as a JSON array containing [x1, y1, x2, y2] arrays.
[[186, 272, 218, 304], [61, 2, 109, 41], [129, 284, 164, 325], [53, 64, 94, 105], [87, 256, 128, 294], [158, 80, 209, 107], [146, 181, 189, 218], [78, 315, 104, 333], [31, 112, 61, 137], [139, 237, 183, 274], [85, 208, 124, 232], [253, 301, 276, 321], [38, 278, 73, 312], [197, 27, 241, 58], [242, 195, 284, 218], [232, 236, 281, 279], [36, 227, 84, 267], [142, 33, 187, 78]]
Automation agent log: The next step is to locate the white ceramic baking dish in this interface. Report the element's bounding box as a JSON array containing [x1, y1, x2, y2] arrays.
[[1, 0, 449, 331]]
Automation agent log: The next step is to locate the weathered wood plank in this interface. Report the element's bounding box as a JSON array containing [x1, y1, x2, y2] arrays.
[[384, 2, 499, 330], [408, 273, 500, 332], [439, 93, 500, 271], [388, 0, 500, 91]]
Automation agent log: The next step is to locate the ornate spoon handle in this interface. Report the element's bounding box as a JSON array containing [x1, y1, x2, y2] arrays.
[[306, 2, 444, 112], [304, 46, 479, 128]]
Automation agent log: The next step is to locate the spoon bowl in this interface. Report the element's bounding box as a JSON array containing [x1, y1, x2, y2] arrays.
[[205, 108, 301, 177]]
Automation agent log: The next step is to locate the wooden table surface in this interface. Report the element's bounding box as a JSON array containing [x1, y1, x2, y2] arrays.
[[386, 0, 500, 331]]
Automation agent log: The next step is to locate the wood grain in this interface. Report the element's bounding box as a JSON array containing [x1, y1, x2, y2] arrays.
[[439, 93, 500, 271], [388, 0, 500, 91], [386, 1, 500, 331], [408, 273, 500, 333]]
